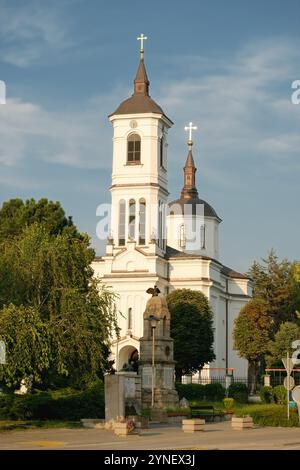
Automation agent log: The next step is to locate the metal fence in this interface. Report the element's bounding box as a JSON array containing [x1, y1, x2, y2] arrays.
[[268, 370, 300, 388], [183, 375, 248, 387]]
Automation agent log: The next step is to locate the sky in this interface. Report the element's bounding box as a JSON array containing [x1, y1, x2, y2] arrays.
[[0, 0, 299, 273]]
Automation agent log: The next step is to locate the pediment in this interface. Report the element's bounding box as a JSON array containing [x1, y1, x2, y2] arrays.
[[111, 247, 149, 273]]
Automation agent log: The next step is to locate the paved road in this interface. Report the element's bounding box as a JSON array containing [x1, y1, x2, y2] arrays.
[[0, 421, 300, 450]]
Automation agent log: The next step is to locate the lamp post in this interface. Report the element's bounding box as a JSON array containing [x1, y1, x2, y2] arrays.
[[149, 315, 160, 408]]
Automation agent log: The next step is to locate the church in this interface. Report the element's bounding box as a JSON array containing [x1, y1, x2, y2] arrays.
[[92, 35, 252, 381]]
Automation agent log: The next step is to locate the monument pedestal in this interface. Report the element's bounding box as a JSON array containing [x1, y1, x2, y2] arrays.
[[139, 292, 179, 410]]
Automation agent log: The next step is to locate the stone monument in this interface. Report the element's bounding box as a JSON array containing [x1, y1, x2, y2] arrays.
[[139, 286, 179, 409]]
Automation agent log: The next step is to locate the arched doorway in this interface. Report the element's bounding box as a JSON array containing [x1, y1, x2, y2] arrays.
[[118, 345, 139, 372]]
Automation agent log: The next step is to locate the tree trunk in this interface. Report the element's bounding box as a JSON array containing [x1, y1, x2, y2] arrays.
[[248, 361, 257, 395]]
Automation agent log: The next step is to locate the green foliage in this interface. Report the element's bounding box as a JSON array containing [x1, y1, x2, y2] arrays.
[[223, 398, 235, 410], [0, 381, 104, 420], [233, 299, 271, 362], [176, 383, 205, 401], [167, 289, 215, 378], [233, 299, 271, 393], [175, 383, 225, 401], [248, 250, 300, 329], [259, 386, 275, 404], [0, 198, 76, 242], [234, 404, 299, 427], [267, 322, 300, 367], [273, 385, 287, 405], [227, 382, 248, 403], [0, 199, 118, 389], [204, 383, 225, 401], [166, 407, 190, 416]]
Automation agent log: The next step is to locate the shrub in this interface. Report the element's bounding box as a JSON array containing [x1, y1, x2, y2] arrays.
[[204, 383, 225, 401], [260, 386, 274, 404], [273, 385, 287, 405], [223, 398, 235, 410], [228, 382, 248, 403], [175, 383, 205, 401], [166, 407, 190, 416], [0, 394, 15, 419], [0, 381, 104, 421], [234, 404, 299, 427]]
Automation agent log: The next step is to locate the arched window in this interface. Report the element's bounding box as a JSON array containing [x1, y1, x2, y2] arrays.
[[158, 201, 162, 248], [118, 199, 126, 246], [139, 199, 146, 245], [179, 224, 186, 248], [128, 308, 133, 330], [128, 199, 136, 239], [160, 137, 164, 167], [201, 224, 206, 249], [127, 134, 141, 163]]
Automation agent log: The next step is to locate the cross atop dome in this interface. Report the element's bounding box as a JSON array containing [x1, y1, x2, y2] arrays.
[[184, 121, 198, 149], [181, 122, 198, 200], [137, 33, 148, 59]]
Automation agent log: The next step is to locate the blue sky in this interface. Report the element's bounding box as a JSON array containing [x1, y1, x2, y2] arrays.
[[0, 0, 299, 272]]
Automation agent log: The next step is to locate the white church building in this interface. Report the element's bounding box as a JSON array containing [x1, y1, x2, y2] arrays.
[[92, 36, 252, 380]]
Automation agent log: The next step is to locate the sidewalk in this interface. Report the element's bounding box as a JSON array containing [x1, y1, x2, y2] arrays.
[[0, 421, 300, 450]]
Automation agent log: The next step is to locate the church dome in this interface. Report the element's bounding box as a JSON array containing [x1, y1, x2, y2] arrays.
[[109, 53, 172, 122], [111, 93, 165, 116], [169, 197, 221, 221]]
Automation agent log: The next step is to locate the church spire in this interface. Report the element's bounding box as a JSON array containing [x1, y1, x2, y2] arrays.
[[134, 33, 149, 95], [181, 122, 198, 200]]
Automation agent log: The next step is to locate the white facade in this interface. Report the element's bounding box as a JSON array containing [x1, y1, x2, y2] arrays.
[[92, 51, 251, 380]]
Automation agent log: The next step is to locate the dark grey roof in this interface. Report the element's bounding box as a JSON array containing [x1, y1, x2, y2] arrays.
[[168, 197, 221, 221], [221, 265, 250, 280], [165, 246, 250, 280], [165, 246, 211, 259], [110, 94, 169, 118]]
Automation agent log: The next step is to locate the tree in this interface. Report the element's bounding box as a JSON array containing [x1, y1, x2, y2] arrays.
[[266, 322, 300, 367], [167, 289, 215, 380], [248, 250, 300, 330], [233, 299, 272, 394], [0, 198, 76, 242], [0, 304, 51, 387], [0, 202, 118, 389]]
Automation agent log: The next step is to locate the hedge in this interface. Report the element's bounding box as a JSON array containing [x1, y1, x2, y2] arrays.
[[176, 383, 225, 402], [227, 382, 248, 403], [234, 404, 299, 427], [259, 386, 274, 404], [0, 381, 104, 421]]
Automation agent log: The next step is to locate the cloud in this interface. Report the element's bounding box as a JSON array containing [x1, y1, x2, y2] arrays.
[[0, 37, 299, 195], [0, 0, 74, 67], [155, 38, 300, 190]]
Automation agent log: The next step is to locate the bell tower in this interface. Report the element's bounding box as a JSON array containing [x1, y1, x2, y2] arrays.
[[108, 35, 173, 254]]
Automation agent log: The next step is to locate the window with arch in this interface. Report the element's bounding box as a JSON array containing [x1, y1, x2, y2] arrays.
[[139, 199, 146, 245], [160, 137, 164, 167], [118, 199, 126, 246], [128, 199, 136, 239], [128, 308, 133, 330], [201, 224, 206, 249], [127, 133, 141, 163], [179, 223, 186, 248]]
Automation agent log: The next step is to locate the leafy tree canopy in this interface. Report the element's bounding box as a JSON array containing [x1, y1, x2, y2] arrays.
[[167, 289, 215, 379], [248, 249, 300, 329], [0, 198, 78, 242], [0, 200, 117, 389], [233, 298, 271, 362], [266, 322, 300, 367]]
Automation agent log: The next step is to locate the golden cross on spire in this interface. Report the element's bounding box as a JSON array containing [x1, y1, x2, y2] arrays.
[[184, 121, 198, 146], [137, 33, 148, 58]]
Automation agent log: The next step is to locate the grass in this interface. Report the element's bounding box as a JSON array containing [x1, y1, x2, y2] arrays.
[[0, 420, 82, 432]]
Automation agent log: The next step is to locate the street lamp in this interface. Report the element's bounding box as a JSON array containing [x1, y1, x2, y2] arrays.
[[149, 315, 160, 408]]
